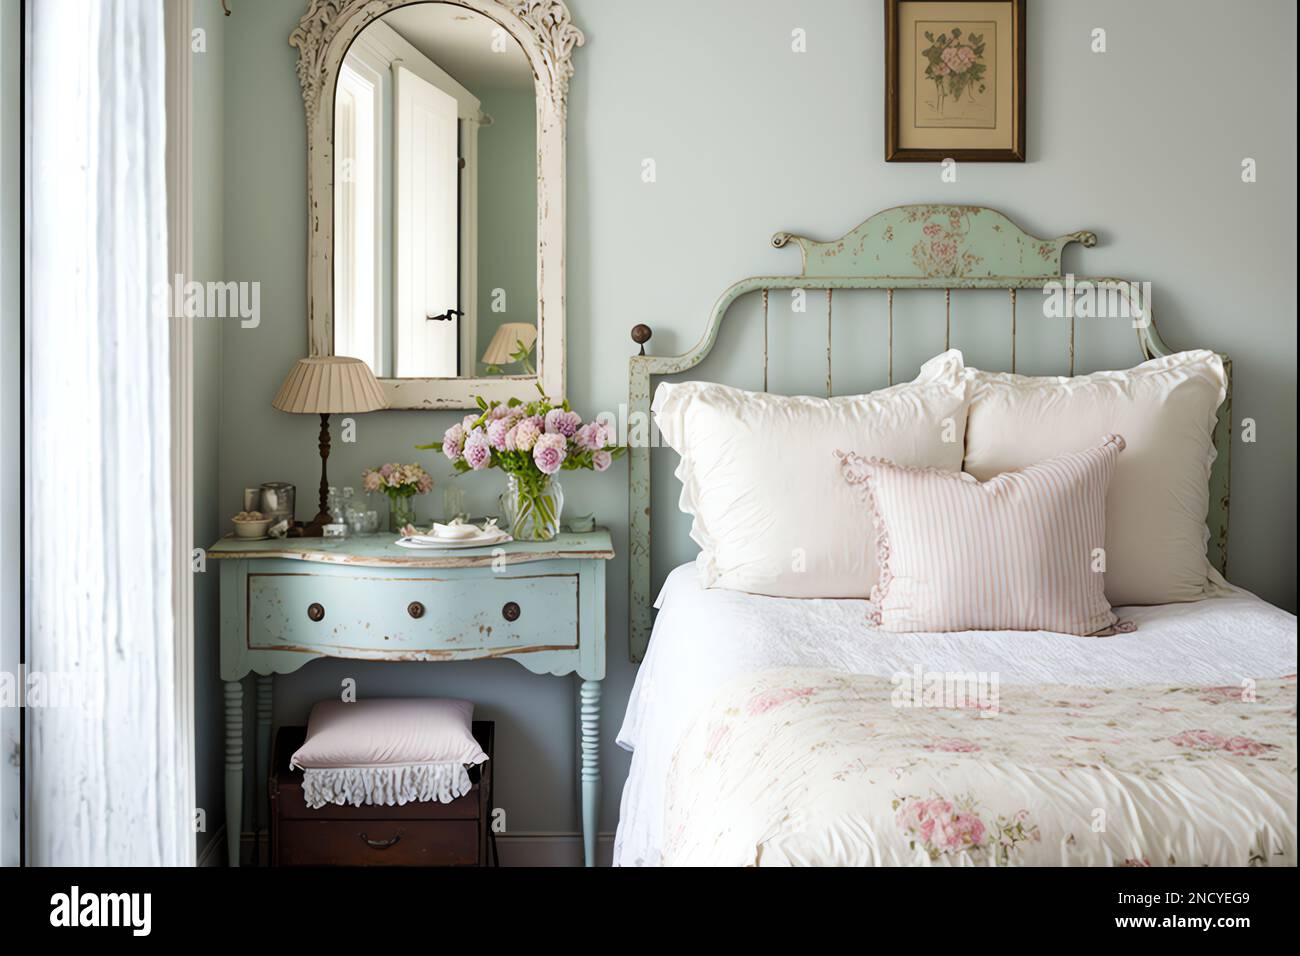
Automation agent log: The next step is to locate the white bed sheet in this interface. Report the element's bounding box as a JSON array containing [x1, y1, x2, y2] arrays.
[[614, 564, 1298, 867]]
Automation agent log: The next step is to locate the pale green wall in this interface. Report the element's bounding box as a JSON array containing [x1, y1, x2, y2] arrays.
[[209, 0, 1298, 841], [193, 0, 226, 861]]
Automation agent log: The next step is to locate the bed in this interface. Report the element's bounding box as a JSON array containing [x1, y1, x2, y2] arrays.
[[616, 205, 1297, 867], [615, 565, 1296, 866]]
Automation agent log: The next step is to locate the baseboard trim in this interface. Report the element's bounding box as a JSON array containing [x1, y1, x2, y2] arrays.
[[494, 831, 616, 867], [230, 829, 617, 867]]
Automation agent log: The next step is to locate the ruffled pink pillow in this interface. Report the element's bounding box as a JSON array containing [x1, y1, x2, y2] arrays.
[[838, 435, 1125, 635]]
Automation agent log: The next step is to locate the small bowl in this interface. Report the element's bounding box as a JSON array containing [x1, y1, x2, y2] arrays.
[[233, 517, 272, 539]]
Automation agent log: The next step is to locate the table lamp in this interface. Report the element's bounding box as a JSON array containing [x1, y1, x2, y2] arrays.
[[481, 322, 538, 373], [271, 356, 387, 536]]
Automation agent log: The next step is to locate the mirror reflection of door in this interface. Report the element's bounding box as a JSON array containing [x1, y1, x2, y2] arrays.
[[332, 4, 538, 381]]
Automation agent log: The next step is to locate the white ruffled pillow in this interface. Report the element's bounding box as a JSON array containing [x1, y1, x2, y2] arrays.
[[840, 436, 1125, 635], [963, 350, 1227, 606], [652, 350, 970, 598], [290, 698, 488, 809]]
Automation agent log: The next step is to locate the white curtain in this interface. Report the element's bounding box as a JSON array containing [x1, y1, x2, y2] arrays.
[[28, 0, 186, 865]]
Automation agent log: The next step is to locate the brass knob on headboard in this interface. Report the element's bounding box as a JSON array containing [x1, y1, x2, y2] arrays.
[[307, 603, 325, 622], [631, 324, 652, 356]]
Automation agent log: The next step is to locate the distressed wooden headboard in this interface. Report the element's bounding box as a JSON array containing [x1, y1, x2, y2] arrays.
[[626, 205, 1231, 662]]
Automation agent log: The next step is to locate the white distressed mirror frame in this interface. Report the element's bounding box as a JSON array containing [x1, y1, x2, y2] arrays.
[[291, 0, 583, 408]]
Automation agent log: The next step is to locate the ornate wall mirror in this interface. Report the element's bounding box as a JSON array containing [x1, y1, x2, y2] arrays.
[[291, 0, 583, 408]]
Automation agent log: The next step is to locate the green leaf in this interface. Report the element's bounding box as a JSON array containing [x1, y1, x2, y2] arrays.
[[475, 395, 488, 410], [951, 26, 960, 37]]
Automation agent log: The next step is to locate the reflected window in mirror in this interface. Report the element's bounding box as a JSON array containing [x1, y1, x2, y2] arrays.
[[332, 5, 539, 381]]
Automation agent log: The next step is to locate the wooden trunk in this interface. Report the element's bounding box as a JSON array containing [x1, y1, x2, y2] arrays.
[[269, 722, 494, 866]]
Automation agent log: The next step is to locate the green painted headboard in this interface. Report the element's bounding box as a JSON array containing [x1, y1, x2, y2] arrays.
[[626, 204, 1231, 662]]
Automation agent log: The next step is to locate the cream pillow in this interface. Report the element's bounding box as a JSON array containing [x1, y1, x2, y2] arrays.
[[840, 436, 1125, 634], [652, 350, 969, 598], [963, 350, 1226, 606]]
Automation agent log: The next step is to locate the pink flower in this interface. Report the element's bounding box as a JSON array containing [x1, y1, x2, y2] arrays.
[[462, 414, 480, 430], [463, 429, 492, 471], [362, 470, 381, 492], [574, 422, 604, 452], [1169, 729, 1275, 756], [545, 408, 582, 438], [895, 797, 986, 855], [533, 432, 567, 475], [513, 417, 542, 452], [489, 404, 510, 420], [745, 686, 815, 717], [933, 61, 950, 76], [379, 463, 394, 478], [1198, 686, 1246, 704], [922, 223, 942, 237], [442, 423, 466, 461], [931, 240, 957, 261], [592, 450, 612, 472], [487, 418, 511, 452], [925, 737, 980, 753], [940, 44, 976, 74]]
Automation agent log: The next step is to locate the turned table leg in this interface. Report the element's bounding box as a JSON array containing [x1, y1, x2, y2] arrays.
[[255, 675, 273, 864], [224, 679, 243, 867], [579, 679, 601, 867]]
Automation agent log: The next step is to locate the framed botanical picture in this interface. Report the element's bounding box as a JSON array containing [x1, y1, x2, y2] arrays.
[[885, 0, 1026, 162]]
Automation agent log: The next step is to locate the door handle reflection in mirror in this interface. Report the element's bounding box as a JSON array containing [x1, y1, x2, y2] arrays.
[[425, 309, 464, 322]]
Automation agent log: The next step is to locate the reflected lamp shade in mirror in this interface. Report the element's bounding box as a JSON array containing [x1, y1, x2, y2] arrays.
[[481, 322, 538, 366], [272, 356, 387, 535]]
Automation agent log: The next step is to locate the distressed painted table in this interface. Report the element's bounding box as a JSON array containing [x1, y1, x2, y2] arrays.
[[208, 530, 612, 867]]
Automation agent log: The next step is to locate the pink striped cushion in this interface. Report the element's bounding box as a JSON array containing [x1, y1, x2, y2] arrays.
[[839, 435, 1125, 635]]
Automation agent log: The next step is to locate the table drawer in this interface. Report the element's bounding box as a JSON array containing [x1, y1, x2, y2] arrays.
[[275, 819, 480, 866], [247, 571, 578, 656]]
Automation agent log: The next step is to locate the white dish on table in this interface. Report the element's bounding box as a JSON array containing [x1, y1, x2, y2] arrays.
[[395, 530, 513, 550]]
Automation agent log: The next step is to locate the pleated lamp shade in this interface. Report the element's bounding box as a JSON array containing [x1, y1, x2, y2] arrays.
[[271, 356, 387, 414], [480, 322, 538, 365]]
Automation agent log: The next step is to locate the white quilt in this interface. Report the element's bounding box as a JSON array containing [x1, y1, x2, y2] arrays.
[[615, 565, 1298, 867]]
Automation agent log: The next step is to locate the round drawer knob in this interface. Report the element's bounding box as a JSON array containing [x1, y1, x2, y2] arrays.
[[407, 601, 425, 619], [307, 603, 325, 622], [502, 601, 521, 622]]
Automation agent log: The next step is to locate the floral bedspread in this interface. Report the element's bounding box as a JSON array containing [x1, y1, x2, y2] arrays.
[[662, 668, 1296, 866]]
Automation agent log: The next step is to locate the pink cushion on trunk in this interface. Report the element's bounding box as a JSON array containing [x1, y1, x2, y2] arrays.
[[291, 698, 487, 769]]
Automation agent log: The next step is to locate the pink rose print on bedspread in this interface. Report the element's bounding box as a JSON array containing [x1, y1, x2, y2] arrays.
[[894, 797, 985, 859], [1169, 730, 1276, 756], [745, 686, 816, 717], [925, 737, 981, 753], [894, 796, 1041, 863]]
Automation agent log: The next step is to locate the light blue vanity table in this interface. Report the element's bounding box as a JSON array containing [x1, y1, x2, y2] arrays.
[[209, 530, 612, 867]]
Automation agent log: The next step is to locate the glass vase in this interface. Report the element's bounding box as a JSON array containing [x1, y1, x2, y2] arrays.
[[388, 493, 418, 534], [500, 474, 564, 542]]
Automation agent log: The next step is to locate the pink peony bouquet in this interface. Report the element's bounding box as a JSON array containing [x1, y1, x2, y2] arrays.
[[422, 391, 624, 479], [419, 390, 624, 541]]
